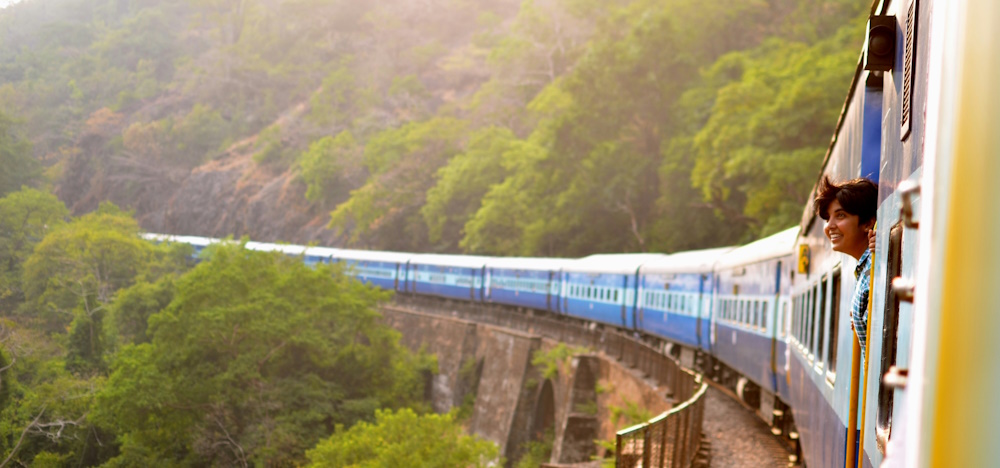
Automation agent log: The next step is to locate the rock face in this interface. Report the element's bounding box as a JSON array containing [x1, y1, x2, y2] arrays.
[[55, 95, 346, 246], [156, 152, 340, 245], [57, 144, 342, 245]]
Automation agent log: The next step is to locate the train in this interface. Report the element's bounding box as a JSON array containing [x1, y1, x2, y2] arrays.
[[144, 0, 1000, 466]]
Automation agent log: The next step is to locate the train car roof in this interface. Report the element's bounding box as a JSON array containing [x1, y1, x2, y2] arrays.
[[244, 241, 309, 256], [333, 249, 414, 263], [716, 227, 799, 270], [141, 233, 220, 247], [485, 257, 572, 271], [562, 253, 668, 275], [306, 246, 340, 258], [409, 253, 494, 269], [639, 247, 736, 275]]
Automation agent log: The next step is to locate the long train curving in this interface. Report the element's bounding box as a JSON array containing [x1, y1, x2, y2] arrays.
[[145, 0, 1000, 466]]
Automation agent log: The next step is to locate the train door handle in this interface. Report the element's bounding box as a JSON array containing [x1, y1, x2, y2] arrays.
[[891, 277, 915, 303], [883, 366, 908, 389]]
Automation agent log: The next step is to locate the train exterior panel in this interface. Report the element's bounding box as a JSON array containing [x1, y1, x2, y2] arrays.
[[330, 250, 412, 291], [713, 228, 797, 394], [560, 254, 666, 329], [638, 248, 733, 351], [408, 254, 490, 302], [484, 258, 569, 313]]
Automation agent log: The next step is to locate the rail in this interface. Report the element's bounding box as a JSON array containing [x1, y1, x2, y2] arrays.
[[616, 373, 708, 468]]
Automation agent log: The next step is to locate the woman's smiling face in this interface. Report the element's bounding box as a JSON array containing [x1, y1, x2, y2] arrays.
[[824, 199, 871, 259]]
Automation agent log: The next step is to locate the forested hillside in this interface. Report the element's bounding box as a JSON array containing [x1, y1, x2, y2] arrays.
[[1, 0, 869, 255]]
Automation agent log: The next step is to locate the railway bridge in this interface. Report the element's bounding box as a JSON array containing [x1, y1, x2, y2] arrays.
[[381, 297, 698, 465]]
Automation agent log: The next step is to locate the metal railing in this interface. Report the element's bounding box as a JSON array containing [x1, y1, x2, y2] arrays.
[[615, 373, 708, 468]]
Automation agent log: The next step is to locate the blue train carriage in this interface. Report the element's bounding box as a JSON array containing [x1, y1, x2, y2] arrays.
[[331, 249, 413, 292], [406, 254, 492, 301], [483, 257, 571, 313], [636, 247, 734, 358], [712, 227, 796, 418], [560, 253, 666, 329]]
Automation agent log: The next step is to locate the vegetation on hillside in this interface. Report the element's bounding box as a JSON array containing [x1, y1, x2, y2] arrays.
[[0, 0, 868, 254], [0, 187, 457, 466]]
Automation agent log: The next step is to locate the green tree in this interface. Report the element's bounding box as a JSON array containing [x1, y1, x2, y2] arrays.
[[688, 24, 863, 236], [305, 408, 499, 468], [421, 126, 517, 251], [329, 117, 467, 250], [21, 203, 154, 336], [298, 131, 364, 208], [0, 110, 38, 197], [0, 188, 69, 309], [92, 244, 433, 466], [106, 277, 175, 347]]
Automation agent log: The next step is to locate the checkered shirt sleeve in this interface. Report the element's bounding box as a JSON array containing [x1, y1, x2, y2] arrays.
[[852, 249, 872, 354]]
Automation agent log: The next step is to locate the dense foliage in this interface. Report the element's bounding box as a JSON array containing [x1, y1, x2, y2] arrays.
[[0, 188, 448, 466], [306, 408, 499, 467], [0, 0, 869, 256]]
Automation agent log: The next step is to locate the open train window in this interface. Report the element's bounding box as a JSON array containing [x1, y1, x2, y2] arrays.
[[877, 223, 905, 454], [827, 271, 842, 383]]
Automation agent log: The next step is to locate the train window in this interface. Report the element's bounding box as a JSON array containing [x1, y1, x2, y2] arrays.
[[817, 278, 828, 364], [877, 223, 905, 454], [587, 287, 592, 298], [782, 302, 789, 338], [807, 288, 816, 354], [828, 271, 842, 383], [614, 290, 619, 302], [751, 302, 758, 329], [760, 301, 767, 329], [790, 297, 797, 341]]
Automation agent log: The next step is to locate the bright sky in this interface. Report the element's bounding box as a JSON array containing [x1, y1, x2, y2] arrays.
[[0, 0, 20, 8]]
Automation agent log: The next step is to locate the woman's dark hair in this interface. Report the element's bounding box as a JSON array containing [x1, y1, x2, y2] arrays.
[[814, 176, 878, 224]]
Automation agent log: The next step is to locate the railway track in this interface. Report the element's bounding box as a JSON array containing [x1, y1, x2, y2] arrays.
[[701, 381, 799, 467]]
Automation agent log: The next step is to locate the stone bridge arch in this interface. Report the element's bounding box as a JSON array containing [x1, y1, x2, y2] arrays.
[[380, 305, 670, 465]]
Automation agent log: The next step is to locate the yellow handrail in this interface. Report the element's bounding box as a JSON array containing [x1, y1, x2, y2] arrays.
[[857, 237, 876, 468], [846, 339, 860, 468]]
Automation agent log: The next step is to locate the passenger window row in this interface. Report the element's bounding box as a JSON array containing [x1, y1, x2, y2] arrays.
[[493, 278, 546, 292], [716, 297, 769, 330], [568, 284, 620, 303], [790, 272, 841, 381], [642, 291, 696, 315]]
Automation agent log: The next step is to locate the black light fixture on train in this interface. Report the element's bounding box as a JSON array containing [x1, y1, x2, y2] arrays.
[[864, 15, 896, 71]]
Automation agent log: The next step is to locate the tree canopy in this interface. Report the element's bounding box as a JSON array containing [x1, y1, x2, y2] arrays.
[[306, 408, 499, 468]]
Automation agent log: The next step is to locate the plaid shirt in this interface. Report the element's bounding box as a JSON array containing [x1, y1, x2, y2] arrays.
[[852, 249, 872, 355]]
